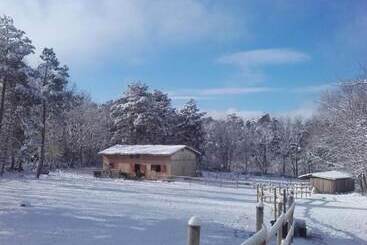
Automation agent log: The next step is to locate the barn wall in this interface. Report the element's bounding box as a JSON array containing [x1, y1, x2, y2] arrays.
[[335, 178, 355, 193], [311, 178, 335, 193], [102, 155, 171, 179], [311, 177, 355, 194], [170, 149, 197, 176]]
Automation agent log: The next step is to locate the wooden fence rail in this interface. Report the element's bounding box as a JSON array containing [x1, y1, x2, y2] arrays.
[[257, 183, 312, 203], [186, 197, 296, 245], [241, 191, 296, 245], [170, 175, 311, 193], [187, 184, 299, 245]]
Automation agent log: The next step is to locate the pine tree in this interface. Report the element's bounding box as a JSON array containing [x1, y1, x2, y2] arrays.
[[35, 48, 69, 178], [176, 99, 206, 152], [110, 82, 178, 145], [0, 16, 34, 131], [0, 16, 34, 173], [151, 89, 177, 144], [15, 69, 42, 171]]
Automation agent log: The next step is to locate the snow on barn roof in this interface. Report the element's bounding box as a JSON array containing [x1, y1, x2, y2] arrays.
[[98, 145, 200, 156], [299, 170, 353, 180]]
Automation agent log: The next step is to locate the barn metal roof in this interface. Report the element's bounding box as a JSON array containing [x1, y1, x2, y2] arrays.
[[98, 145, 200, 156], [298, 170, 353, 180]]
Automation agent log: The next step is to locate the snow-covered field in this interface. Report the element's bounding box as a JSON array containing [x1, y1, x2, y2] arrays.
[[0, 171, 366, 245]]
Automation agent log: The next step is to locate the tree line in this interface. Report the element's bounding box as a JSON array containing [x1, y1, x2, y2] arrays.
[[1, 16, 366, 184]]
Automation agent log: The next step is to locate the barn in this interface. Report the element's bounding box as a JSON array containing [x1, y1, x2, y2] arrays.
[[299, 170, 354, 194], [98, 145, 200, 179]]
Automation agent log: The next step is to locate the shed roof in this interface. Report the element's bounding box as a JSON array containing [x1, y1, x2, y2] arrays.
[[98, 145, 200, 156], [298, 170, 353, 180]]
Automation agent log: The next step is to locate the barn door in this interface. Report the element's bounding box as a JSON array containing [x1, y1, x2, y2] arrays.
[[141, 165, 147, 176]]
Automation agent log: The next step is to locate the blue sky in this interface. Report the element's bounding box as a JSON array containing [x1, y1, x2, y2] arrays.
[[2, 0, 367, 118]]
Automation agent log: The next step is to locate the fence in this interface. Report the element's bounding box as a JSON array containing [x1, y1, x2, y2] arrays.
[[185, 181, 306, 245], [242, 188, 296, 245], [255, 183, 310, 228], [257, 183, 312, 205], [168, 175, 311, 192], [186, 191, 296, 245]]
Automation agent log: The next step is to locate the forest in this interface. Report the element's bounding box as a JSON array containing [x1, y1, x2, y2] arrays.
[[1, 15, 366, 186]]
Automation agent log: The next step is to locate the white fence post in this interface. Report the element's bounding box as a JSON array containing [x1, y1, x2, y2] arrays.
[[188, 216, 200, 245]]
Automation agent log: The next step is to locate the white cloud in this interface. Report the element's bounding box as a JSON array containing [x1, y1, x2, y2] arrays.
[[217, 48, 310, 83], [276, 102, 317, 119], [199, 87, 274, 95], [0, 0, 237, 67], [168, 83, 330, 101], [218, 49, 310, 67], [290, 83, 335, 93], [167, 86, 275, 100], [206, 103, 317, 121], [170, 95, 213, 101], [206, 108, 265, 120]]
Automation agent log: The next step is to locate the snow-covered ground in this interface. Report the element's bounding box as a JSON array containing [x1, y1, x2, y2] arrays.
[[0, 171, 366, 245], [295, 193, 367, 244]]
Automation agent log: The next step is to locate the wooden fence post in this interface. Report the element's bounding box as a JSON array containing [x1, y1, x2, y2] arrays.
[[277, 201, 283, 245], [188, 216, 200, 245], [283, 189, 287, 213], [236, 174, 239, 189], [359, 175, 365, 194], [256, 202, 264, 232], [288, 194, 294, 232], [362, 173, 367, 195], [261, 185, 264, 202], [257, 185, 259, 202], [274, 188, 277, 220], [288, 194, 295, 242], [295, 186, 298, 199]]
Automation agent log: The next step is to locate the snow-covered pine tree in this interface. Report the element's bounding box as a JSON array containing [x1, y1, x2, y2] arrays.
[[0, 16, 34, 173], [14, 66, 42, 171], [35, 48, 69, 178], [111, 83, 151, 144], [0, 16, 34, 130], [176, 99, 206, 153], [110, 82, 178, 145], [151, 89, 177, 144]]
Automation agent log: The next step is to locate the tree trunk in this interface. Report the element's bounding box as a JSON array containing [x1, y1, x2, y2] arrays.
[[17, 160, 23, 172], [244, 153, 249, 174], [0, 80, 7, 132], [36, 101, 47, 178], [79, 146, 83, 168], [10, 151, 15, 170], [282, 155, 286, 176], [0, 143, 8, 176], [295, 157, 299, 177]]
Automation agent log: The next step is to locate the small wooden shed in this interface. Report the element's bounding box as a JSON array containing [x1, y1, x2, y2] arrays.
[[299, 171, 354, 194], [98, 145, 200, 179]]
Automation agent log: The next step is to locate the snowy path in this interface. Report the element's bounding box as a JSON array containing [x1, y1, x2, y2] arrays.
[[295, 194, 367, 244], [0, 171, 366, 245]]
